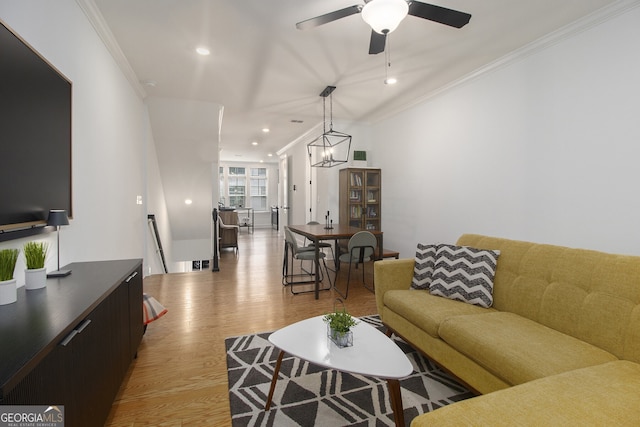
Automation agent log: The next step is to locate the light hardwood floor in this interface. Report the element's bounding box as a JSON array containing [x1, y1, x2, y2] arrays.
[[105, 228, 379, 426]]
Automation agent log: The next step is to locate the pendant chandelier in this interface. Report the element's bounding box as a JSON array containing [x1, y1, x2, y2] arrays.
[[307, 86, 352, 168]]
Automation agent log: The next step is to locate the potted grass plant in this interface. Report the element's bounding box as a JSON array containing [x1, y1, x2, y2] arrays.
[[323, 299, 358, 348], [23, 241, 48, 290], [0, 248, 19, 305]]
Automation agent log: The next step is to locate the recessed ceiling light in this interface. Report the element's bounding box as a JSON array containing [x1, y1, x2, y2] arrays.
[[259, 160, 264, 163], [267, 153, 273, 157], [251, 141, 258, 146], [262, 128, 270, 133], [196, 47, 210, 56], [185, 199, 193, 205], [384, 77, 398, 85]]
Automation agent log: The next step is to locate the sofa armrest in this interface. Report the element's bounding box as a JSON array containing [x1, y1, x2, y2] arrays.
[[374, 258, 415, 318]]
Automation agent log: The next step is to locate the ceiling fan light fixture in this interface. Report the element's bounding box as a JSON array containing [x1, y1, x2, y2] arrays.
[[361, 0, 409, 34], [195, 47, 210, 56]]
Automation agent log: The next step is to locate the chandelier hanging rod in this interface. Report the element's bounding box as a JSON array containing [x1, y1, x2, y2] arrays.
[[307, 85, 352, 168]]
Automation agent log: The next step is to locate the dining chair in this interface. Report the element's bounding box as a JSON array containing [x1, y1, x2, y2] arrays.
[[282, 226, 332, 294], [282, 226, 315, 275], [304, 221, 335, 261], [334, 230, 377, 298]]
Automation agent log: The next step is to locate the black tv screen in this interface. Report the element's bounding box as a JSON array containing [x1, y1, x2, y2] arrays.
[[0, 20, 72, 236]]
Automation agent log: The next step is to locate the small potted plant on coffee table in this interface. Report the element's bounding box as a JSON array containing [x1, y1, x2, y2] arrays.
[[0, 248, 19, 305], [23, 241, 48, 290], [323, 299, 358, 348]]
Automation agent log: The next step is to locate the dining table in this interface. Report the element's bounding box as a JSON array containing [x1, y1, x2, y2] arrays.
[[286, 223, 383, 299]]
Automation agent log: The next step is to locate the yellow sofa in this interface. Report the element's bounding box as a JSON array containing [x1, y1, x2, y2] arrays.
[[374, 234, 640, 425]]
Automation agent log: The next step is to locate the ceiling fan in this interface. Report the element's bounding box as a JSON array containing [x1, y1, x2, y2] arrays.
[[296, 0, 471, 54]]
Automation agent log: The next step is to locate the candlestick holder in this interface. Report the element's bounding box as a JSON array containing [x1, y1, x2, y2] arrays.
[[325, 211, 333, 230]]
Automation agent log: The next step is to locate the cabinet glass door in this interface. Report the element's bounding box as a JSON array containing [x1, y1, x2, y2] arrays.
[[364, 170, 381, 231]]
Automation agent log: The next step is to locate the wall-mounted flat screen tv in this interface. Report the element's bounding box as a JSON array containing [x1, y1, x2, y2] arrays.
[[0, 20, 72, 239]]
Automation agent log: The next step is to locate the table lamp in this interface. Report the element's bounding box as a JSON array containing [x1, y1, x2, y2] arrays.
[[47, 209, 71, 278]]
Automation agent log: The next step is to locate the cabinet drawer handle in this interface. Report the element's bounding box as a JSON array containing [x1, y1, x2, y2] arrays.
[[60, 330, 78, 347], [76, 319, 92, 333], [126, 271, 138, 283]]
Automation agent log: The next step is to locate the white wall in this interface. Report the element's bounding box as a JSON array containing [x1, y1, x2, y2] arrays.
[[286, 140, 310, 226], [145, 106, 178, 274], [0, 1, 151, 282], [374, 5, 640, 258]]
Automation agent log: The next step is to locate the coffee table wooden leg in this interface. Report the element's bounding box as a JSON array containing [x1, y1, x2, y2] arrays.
[[387, 379, 404, 427], [265, 350, 285, 410]]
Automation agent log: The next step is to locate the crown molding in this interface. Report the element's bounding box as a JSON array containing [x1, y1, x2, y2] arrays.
[[75, 0, 147, 99], [276, 121, 325, 156], [371, 0, 640, 124]]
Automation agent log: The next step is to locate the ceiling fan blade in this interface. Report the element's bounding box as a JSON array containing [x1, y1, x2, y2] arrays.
[[296, 5, 363, 30], [408, 1, 471, 28], [368, 30, 386, 55]]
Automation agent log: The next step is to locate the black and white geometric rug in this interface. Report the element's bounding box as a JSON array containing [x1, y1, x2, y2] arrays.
[[225, 315, 474, 427]]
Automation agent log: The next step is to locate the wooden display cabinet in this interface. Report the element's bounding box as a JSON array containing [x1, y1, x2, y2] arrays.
[[339, 168, 381, 231]]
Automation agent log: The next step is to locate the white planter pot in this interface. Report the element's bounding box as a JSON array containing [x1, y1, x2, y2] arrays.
[[25, 267, 47, 290], [0, 279, 17, 305]]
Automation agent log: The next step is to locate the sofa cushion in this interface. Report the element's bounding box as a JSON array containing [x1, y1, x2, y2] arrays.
[[430, 244, 500, 308], [411, 360, 640, 427], [439, 312, 618, 385], [384, 290, 496, 338], [410, 243, 438, 290]]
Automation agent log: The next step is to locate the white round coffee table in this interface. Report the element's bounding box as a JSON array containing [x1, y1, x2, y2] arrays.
[[266, 315, 413, 427]]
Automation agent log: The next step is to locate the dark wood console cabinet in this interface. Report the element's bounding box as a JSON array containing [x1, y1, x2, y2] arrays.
[[0, 259, 143, 427]]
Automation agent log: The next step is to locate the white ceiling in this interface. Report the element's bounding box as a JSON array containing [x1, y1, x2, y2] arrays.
[[85, 0, 619, 246], [91, 0, 617, 163]]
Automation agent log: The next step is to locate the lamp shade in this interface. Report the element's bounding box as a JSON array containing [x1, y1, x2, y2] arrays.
[[361, 0, 409, 34], [47, 209, 69, 226]]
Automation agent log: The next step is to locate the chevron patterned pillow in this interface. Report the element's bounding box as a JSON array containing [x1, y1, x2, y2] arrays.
[[411, 243, 439, 290], [430, 244, 500, 308]]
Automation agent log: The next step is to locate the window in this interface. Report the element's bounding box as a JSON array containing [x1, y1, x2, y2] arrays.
[[228, 167, 246, 207], [219, 166, 269, 211], [250, 168, 267, 210]]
